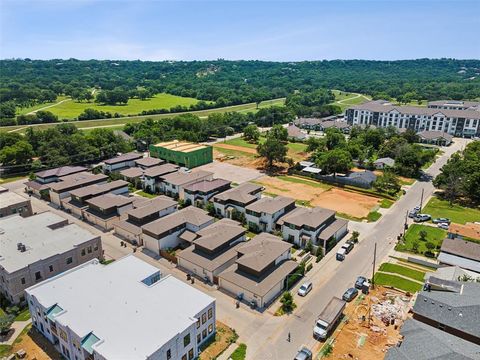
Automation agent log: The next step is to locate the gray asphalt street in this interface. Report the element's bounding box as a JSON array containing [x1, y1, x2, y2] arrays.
[[246, 138, 469, 360]]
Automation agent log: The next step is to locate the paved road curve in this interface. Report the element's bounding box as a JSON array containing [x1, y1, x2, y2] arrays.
[[246, 138, 469, 360]]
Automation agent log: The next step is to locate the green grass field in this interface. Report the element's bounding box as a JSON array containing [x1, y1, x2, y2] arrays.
[[2, 98, 286, 133], [395, 224, 447, 254], [422, 197, 480, 224], [373, 273, 423, 293], [223, 136, 308, 157], [37, 93, 201, 119], [378, 263, 426, 282], [277, 175, 332, 189], [16, 96, 69, 115]]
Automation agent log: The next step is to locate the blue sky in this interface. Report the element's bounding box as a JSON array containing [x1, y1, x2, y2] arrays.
[[1, 0, 479, 61]]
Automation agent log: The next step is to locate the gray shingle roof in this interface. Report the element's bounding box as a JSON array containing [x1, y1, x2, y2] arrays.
[[245, 196, 295, 215], [161, 170, 213, 187], [413, 282, 480, 338], [214, 182, 263, 204], [385, 319, 480, 360], [440, 238, 480, 262], [418, 130, 453, 142], [277, 206, 335, 229], [104, 152, 143, 165]]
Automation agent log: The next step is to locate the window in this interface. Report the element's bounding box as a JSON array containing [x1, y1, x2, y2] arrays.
[[208, 324, 213, 334], [208, 308, 213, 319], [197, 334, 201, 344], [21, 277, 26, 285], [166, 349, 171, 360], [49, 265, 54, 272], [35, 271, 42, 280], [183, 334, 190, 347], [202, 313, 206, 324], [87, 246, 92, 254], [202, 329, 207, 339], [188, 349, 194, 360], [182, 355, 187, 360], [196, 319, 200, 328], [81, 249, 86, 256], [94, 244, 99, 251], [66, 257, 73, 264]]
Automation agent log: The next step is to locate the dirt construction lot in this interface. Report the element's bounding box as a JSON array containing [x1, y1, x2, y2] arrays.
[[2, 325, 62, 360], [256, 176, 380, 218]]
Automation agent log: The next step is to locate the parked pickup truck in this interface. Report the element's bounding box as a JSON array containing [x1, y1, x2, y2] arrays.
[[313, 297, 346, 340]]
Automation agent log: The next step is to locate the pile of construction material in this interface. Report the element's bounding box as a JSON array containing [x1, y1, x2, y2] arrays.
[[371, 297, 409, 326]]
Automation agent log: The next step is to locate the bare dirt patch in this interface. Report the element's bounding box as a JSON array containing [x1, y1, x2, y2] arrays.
[[6, 325, 62, 360], [256, 176, 380, 218], [329, 286, 409, 360], [199, 321, 237, 360], [213, 143, 258, 154]]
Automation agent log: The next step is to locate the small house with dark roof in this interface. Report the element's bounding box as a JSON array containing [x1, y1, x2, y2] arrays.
[[412, 280, 480, 345], [278, 206, 348, 253], [141, 206, 214, 254], [213, 183, 263, 218], [102, 152, 143, 173], [183, 178, 231, 207], [373, 157, 395, 169], [245, 196, 296, 233], [141, 163, 180, 193], [287, 124, 306, 141], [177, 219, 246, 283], [113, 196, 177, 245], [417, 130, 453, 146], [162, 170, 213, 199], [134, 157, 164, 169], [218, 233, 297, 309], [48, 172, 108, 207], [25, 165, 87, 199]]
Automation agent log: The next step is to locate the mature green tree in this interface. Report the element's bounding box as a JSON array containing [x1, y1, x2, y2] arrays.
[[0, 101, 16, 119], [315, 149, 353, 176], [325, 128, 346, 150], [243, 124, 260, 143], [267, 124, 288, 142], [0, 140, 34, 166], [280, 291, 296, 313], [257, 137, 288, 168], [373, 171, 401, 195]]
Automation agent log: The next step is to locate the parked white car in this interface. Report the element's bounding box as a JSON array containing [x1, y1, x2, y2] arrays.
[[437, 222, 449, 230], [298, 281, 313, 297]]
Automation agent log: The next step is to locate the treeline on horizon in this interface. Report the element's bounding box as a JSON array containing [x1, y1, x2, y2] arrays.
[[1, 58, 479, 111]]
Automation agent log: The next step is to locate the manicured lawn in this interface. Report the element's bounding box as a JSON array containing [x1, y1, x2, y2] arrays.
[[224, 137, 258, 149], [373, 273, 423, 293], [214, 146, 256, 158], [396, 224, 447, 255], [230, 343, 247, 360], [224, 136, 307, 154], [277, 175, 332, 189], [135, 191, 157, 199], [367, 211, 382, 222], [378, 263, 426, 282], [16, 96, 69, 115], [0, 175, 26, 184], [39, 93, 202, 119], [380, 199, 394, 208], [287, 141, 308, 153], [422, 197, 480, 225], [14, 308, 31, 321]]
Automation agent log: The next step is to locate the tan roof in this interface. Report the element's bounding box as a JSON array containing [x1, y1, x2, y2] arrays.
[[114, 220, 142, 236], [104, 152, 143, 165], [143, 164, 179, 178], [178, 242, 244, 272], [441, 238, 480, 262], [349, 100, 480, 120], [135, 157, 163, 168], [24, 180, 49, 191], [69, 180, 128, 199], [219, 260, 297, 298], [245, 196, 295, 215], [236, 233, 291, 273], [142, 206, 213, 237], [287, 124, 306, 139], [162, 170, 212, 187], [49, 172, 108, 192], [153, 140, 208, 153], [120, 167, 144, 178], [194, 219, 245, 251], [277, 206, 335, 228], [449, 223, 480, 241], [214, 182, 263, 204], [418, 130, 453, 142], [126, 196, 177, 220], [86, 194, 134, 210], [179, 230, 198, 243]]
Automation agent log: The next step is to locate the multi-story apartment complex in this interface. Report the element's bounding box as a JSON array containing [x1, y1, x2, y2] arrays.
[[26, 255, 216, 360], [245, 195, 296, 233], [345, 100, 480, 138], [0, 212, 102, 303]]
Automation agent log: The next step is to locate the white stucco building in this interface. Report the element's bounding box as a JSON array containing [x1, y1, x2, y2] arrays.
[[26, 255, 216, 360], [245, 195, 296, 233]]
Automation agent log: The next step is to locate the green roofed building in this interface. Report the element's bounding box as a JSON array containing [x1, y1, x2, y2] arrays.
[[149, 140, 213, 168]]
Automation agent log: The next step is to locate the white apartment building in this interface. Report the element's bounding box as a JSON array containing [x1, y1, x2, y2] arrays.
[[345, 100, 480, 138], [26, 255, 216, 360], [0, 212, 102, 303], [245, 196, 296, 233]]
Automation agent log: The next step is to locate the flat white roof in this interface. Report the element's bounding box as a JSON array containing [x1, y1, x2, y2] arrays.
[[0, 191, 28, 207], [26, 255, 215, 359], [0, 212, 98, 273]]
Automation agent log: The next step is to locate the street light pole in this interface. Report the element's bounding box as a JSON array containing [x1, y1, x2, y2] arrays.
[[420, 188, 424, 209]]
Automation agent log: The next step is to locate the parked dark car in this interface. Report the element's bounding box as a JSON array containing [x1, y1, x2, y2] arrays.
[[433, 217, 451, 224], [342, 287, 359, 302], [355, 276, 367, 289], [294, 347, 312, 360]]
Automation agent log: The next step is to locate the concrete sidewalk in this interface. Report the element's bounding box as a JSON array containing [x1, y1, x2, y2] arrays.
[[0, 319, 32, 346]]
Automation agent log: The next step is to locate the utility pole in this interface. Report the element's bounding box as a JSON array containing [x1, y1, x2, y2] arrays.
[[420, 188, 424, 209], [371, 242, 377, 290], [403, 210, 409, 237]]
